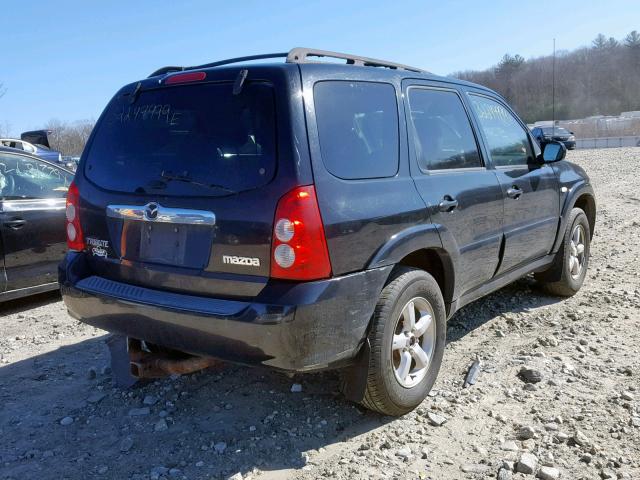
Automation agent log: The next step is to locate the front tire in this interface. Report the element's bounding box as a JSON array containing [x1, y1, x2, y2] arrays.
[[535, 208, 590, 296], [359, 267, 446, 416]]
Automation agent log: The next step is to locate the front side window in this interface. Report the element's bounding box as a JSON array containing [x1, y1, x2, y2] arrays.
[[314, 81, 399, 179], [407, 88, 482, 171], [469, 94, 534, 167], [0, 153, 71, 200]]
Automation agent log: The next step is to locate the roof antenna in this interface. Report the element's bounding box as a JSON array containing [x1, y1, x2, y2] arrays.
[[233, 69, 248, 95]]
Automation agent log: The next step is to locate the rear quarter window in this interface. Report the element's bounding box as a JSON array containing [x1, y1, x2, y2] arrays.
[[313, 81, 399, 179]]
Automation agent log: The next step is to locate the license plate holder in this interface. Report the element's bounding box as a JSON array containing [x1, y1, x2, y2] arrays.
[[139, 222, 189, 266]]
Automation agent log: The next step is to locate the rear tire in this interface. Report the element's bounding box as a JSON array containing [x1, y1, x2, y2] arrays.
[[535, 208, 590, 296], [359, 267, 446, 416]]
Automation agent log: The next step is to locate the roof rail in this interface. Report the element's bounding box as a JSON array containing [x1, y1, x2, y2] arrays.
[[148, 47, 426, 77], [286, 47, 426, 73], [148, 53, 288, 77]]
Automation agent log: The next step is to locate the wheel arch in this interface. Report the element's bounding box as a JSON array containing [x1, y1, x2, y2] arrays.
[[574, 192, 596, 239], [366, 224, 455, 308], [553, 184, 596, 253], [392, 248, 455, 309]]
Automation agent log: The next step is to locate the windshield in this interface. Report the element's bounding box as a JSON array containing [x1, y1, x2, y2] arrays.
[[84, 82, 277, 196], [542, 127, 570, 135]]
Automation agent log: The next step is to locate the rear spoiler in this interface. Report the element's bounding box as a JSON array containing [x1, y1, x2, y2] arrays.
[[21, 129, 51, 148]]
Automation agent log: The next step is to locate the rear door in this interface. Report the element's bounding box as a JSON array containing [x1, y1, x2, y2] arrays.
[[403, 81, 504, 298], [0, 151, 72, 291], [76, 66, 309, 298], [466, 93, 559, 273]]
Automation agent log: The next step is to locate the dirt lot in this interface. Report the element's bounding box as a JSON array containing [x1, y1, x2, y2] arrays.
[[1, 148, 639, 480]]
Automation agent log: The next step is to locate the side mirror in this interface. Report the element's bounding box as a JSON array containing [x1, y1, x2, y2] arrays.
[[542, 141, 566, 163]]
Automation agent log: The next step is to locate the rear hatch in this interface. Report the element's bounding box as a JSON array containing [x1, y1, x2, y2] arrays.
[[76, 66, 307, 299], [21, 130, 52, 148]]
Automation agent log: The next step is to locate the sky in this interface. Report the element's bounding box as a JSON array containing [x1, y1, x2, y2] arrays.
[[1, 0, 638, 136]]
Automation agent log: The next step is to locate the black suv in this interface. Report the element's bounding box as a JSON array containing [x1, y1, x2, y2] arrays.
[[60, 48, 596, 416]]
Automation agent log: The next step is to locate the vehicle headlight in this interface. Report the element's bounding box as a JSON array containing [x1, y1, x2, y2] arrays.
[[569, 135, 575, 141]]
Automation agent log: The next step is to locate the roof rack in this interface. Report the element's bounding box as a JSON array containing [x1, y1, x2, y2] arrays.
[[286, 48, 426, 73], [148, 47, 426, 77]]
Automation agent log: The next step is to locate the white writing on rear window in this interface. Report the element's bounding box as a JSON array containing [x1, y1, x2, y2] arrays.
[[115, 104, 182, 126]]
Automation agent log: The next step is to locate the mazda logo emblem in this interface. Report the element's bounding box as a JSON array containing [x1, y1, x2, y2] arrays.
[[145, 203, 159, 220]]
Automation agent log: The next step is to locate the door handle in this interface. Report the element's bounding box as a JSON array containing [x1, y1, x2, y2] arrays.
[[438, 196, 459, 213], [506, 186, 523, 199], [4, 219, 27, 229]]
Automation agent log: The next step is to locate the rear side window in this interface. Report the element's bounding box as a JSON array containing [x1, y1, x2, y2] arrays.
[[407, 88, 482, 170], [84, 82, 276, 196], [313, 81, 398, 179], [468, 94, 534, 167]]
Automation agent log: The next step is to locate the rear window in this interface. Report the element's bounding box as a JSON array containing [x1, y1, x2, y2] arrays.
[[84, 82, 277, 196], [313, 81, 398, 179]]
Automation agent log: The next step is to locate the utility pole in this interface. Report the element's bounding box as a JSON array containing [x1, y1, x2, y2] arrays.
[[552, 38, 556, 136]]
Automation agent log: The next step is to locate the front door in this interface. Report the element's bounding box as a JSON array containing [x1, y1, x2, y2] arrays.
[[467, 94, 560, 274], [0, 151, 72, 291], [403, 83, 504, 299]]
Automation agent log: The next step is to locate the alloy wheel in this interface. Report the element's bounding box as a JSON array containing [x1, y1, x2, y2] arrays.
[[569, 224, 586, 279], [391, 297, 436, 388]]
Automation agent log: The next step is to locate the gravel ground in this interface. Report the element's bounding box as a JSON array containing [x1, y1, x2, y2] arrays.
[[1, 148, 639, 480]]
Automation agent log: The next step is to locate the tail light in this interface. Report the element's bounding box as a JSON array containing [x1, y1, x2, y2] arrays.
[[65, 181, 85, 251], [270, 185, 331, 281]]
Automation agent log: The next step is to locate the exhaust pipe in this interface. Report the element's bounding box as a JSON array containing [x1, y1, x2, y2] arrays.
[[128, 338, 219, 379]]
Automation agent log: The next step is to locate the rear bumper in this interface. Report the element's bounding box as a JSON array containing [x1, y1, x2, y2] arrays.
[[60, 252, 391, 372]]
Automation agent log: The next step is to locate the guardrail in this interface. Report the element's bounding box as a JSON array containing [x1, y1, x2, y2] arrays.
[[576, 136, 640, 149]]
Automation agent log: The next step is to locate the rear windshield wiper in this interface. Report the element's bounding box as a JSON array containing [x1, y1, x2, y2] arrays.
[[157, 171, 237, 194]]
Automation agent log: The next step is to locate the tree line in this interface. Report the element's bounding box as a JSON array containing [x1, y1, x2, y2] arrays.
[[453, 31, 640, 125], [44, 119, 95, 157]]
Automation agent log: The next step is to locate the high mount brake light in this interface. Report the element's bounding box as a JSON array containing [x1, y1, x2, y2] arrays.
[[165, 71, 207, 85], [66, 181, 85, 251], [270, 185, 332, 281]]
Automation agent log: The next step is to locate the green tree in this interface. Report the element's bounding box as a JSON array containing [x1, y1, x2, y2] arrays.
[[496, 54, 525, 74], [624, 30, 640, 71], [625, 30, 640, 49], [592, 33, 607, 49], [495, 54, 525, 104], [606, 37, 620, 49]]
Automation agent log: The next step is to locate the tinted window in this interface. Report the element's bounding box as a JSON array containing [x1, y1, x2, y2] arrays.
[[0, 153, 71, 200], [469, 95, 534, 167], [84, 82, 276, 196], [407, 88, 482, 170], [314, 81, 398, 179]]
